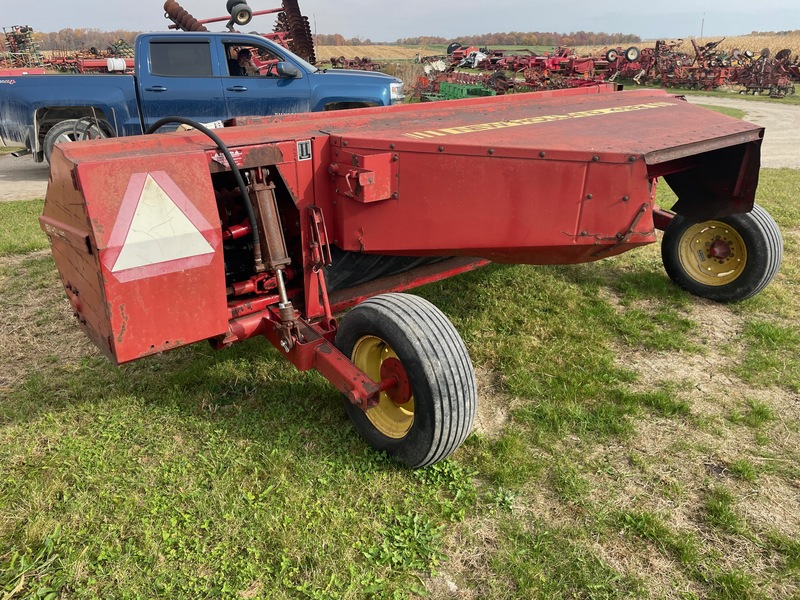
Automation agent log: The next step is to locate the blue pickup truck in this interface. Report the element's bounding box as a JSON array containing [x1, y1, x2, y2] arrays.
[[0, 31, 404, 162]]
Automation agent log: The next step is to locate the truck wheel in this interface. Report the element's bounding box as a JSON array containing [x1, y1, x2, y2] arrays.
[[335, 293, 476, 468], [43, 119, 110, 164], [661, 204, 782, 302]]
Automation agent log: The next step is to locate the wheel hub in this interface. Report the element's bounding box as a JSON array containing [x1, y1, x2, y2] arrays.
[[708, 238, 733, 259], [351, 336, 415, 439], [678, 221, 748, 286], [379, 357, 412, 405]]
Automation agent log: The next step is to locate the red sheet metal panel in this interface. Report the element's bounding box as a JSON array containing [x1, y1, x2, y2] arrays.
[[329, 143, 655, 263], [47, 87, 763, 275], [41, 147, 229, 364], [227, 88, 762, 163]]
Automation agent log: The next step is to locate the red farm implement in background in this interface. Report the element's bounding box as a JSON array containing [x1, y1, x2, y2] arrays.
[[40, 87, 782, 467], [328, 56, 386, 71], [164, 0, 316, 64], [732, 48, 797, 98]]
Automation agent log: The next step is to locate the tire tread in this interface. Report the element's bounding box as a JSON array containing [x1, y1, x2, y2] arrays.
[[338, 293, 476, 468]]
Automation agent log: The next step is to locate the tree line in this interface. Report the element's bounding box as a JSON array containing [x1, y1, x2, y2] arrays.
[[392, 31, 641, 47], [316, 31, 641, 47], [32, 29, 138, 52], [28, 28, 641, 51]]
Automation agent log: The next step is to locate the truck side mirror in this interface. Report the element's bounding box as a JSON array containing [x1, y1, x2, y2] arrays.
[[275, 62, 300, 78]]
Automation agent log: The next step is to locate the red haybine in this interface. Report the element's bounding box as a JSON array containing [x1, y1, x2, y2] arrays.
[[40, 87, 782, 467]]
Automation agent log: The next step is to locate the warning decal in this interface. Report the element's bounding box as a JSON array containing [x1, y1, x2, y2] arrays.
[[102, 171, 218, 283]]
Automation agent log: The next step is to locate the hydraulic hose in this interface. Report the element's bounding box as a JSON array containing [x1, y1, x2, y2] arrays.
[[145, 116, 263, 272]]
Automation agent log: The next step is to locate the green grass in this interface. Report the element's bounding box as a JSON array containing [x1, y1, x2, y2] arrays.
[[636, 83, 800, 106], [696, 104, 747, 119], [737, 321, 800, 392], [0, 199, 48, 255], [1, 168, 799, 598]]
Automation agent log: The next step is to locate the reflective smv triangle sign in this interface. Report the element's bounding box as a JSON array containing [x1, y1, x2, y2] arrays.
[[112, 174, 214, 273]]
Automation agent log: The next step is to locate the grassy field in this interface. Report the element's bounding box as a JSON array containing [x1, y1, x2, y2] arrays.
[[1, 168, 799, 598], [694, 104, 747, 119], [315, 45, 556, 62]]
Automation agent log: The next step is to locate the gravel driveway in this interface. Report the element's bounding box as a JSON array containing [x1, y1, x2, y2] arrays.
[[684, 96, 800, 169], [0, 152, 49, 201], [1, 96, 798, 202]]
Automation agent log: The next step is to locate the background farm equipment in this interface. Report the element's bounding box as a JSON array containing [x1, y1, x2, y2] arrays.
[[1, 25, 45, 70], [39, 87, 781, 468], [602, 37, 797, 95], [732, 48, 797, 97], [328, 56, 386, 71], [164, 0, 316, 64], [45, 41, 136, 74]]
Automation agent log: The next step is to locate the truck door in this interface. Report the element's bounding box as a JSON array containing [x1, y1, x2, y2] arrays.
[[138, 38, 227, 130], [221, 41, 312, 118]]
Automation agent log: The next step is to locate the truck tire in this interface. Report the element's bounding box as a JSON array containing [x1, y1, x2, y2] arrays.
[[43, 118, 110, 164], [335, 293, 476, 468], [661, 204, 782, 302]]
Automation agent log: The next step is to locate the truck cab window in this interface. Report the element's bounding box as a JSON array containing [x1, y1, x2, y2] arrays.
[[150, 41, 213, 77], [226, 45, 281, 77]]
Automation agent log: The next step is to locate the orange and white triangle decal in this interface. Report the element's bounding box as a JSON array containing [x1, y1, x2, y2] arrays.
[[112, 174, 213, 272]]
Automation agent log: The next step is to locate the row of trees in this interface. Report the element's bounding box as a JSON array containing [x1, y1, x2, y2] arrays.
[[749, 30, 800, 36], [393, 31, 642, 48], [317, 31, 641, 48], [27, 27, 641, 52], [315, 34, 376, 46], [32, 29, 138, 52]]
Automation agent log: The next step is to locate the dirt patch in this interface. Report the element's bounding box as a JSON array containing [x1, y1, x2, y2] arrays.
[[0, 251, 97, 391], [472, 366, 511, 438], [426, 518, 504, 600], [590, 534, 701, 599]]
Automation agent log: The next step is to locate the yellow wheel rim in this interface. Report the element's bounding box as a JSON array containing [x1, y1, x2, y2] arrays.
[[351, 336, 414, 439], [678, 220, 747, 286]]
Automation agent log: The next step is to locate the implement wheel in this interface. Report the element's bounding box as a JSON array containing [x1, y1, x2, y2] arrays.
[[335, 293, 476, 468], [625, 46, 641, 62], [661, 204, 782, 302]]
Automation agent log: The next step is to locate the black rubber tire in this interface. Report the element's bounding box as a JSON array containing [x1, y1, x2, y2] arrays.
[[43, 118, 110, 164], [230, 4, 252, 26], [605, 49, 619, 62], [335, 293, 476, 468], [661, 204, 783, 302], [625, 46, 641, 62], [226, 0, 246, 14], [447, 42, 463, 55]]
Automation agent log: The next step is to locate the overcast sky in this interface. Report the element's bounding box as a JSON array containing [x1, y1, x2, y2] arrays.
[[2, 0, 797, 41]]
